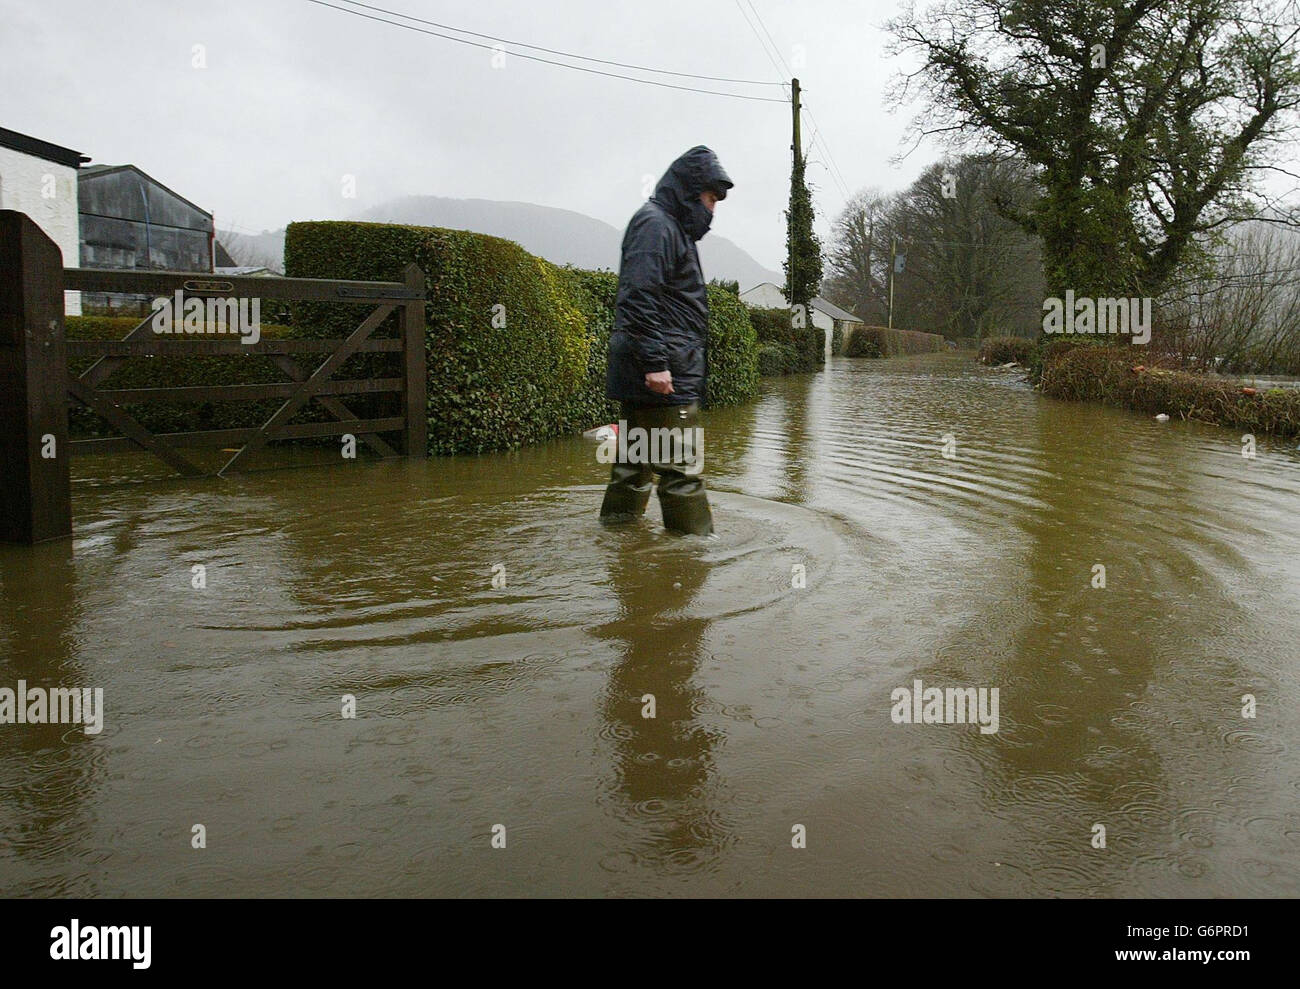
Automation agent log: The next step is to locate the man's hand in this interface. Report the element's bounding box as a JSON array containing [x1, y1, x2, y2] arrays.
[[645, 370, 674, 395]]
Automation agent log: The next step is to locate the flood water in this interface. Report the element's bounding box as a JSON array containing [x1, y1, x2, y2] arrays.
[[3, 351, 1299, 897]]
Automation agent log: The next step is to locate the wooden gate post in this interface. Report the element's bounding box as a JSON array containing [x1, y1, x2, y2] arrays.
[[0, 211, 72, 544], [399, 262, 427, 459]]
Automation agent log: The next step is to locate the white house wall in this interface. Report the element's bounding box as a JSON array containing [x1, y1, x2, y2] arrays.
[[739, 283, 788, 309], [741, 284, 836, 360], [813, 310, 833, 360], [0, 147, 81, 315]]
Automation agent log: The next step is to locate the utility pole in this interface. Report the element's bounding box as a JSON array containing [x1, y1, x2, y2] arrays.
[[888, 233, 898, 329], [789, 77, 800, 306]]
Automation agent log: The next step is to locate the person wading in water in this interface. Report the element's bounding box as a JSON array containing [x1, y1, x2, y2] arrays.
[[599, 145, 733, 536]]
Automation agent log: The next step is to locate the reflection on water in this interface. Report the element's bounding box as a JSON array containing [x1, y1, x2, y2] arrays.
[[2, 352, 1299, 896], [592, 532, 730, 877]]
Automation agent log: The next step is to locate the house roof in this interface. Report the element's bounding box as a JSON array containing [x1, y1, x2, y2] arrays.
[[812, 295, 863, 323], [0, 126, 89, 168], [740, 281, 786, 302], [79, 163, 212, 219], [215, 266, 278, 277], [741, 282, 865, 323]]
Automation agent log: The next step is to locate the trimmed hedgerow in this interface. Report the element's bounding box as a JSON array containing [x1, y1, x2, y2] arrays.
[[746, 305, 822, 374], [702, 284, 760, 406], [284, 220, 760, 454], [559, 267, 621, 433], [758, 342, 799, 375], [978, 335, 1037, 365], [1040, 345, 1300, 439], [286, 220, 588, 455], [846, 324, 947, 357], [844, 331, 882, 358]]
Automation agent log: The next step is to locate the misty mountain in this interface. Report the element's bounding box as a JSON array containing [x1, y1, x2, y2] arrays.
[[217, 229, 286, 272], [218, 195, 781, 289]]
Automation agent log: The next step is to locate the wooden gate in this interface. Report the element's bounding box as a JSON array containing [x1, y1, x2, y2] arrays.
[[62, 265, 427, 477], [0, 210, 427, 544]]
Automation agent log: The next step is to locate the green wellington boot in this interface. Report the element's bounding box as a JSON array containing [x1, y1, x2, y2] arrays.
[[643, 401, 713, 536], [600, 459, 654, 522], [657, 466, 714, 536]]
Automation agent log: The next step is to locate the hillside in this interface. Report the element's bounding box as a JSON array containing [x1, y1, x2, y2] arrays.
[[219, 195, 781, 288]]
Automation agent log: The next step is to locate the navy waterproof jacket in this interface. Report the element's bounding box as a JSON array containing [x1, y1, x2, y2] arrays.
[[605, 146, 733, 407]]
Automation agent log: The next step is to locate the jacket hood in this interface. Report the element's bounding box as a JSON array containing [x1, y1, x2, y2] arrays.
[[651, 146, 733, 232]]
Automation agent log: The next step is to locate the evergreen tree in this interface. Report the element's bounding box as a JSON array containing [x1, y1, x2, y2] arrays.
[[784, 151, 824, 315]]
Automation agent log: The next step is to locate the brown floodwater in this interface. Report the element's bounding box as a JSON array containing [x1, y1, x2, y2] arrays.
[[2, 352, 1299, 897]]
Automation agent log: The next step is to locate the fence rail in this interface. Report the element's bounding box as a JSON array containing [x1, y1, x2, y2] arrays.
[[62, 267, 425, 303]]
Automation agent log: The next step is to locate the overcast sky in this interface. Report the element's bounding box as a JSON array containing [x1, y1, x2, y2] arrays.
[[5, 1, 1296, 271], [2, 0, 940, 269]]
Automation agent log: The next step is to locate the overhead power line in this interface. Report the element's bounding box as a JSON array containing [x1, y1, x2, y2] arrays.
[[803, 102, 854, 201], [734, 0, 792, 84], [734, 0, 854, 203], [303, 0, 789, 103], [335, 0, 786, 86], [746, 0, 793, 77]]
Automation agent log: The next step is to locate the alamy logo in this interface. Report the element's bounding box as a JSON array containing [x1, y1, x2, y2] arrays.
[[0, 681, 104, 735], [50, 920, 151, 969], [595, 421, 705, 475], [151, 291, 261, 345], [1042, 290, 1151, 344], [890, 678, 1000, 734]]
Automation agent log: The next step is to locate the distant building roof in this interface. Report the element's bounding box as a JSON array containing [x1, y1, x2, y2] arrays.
[[79, 163, 212, 219], [215, 266, 279, 277], [0, 126, 89, 168], [740, 282, 865, 323], [811, 295, 863, 323]]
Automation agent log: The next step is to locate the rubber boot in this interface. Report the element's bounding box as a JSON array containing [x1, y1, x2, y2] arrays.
[[600, 401, 654, 523], [658, 467, 714, 535], [650, 401, 714, 536], [600, 460, 653, 522]]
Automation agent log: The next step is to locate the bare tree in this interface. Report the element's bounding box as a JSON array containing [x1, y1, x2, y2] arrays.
[[823, 189, 894, 323], [887, 156, 1045, 337], [1160, 220, 1300, 370]]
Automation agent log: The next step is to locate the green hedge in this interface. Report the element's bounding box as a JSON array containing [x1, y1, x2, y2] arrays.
[[703, 286, 760, 405], [1040, 345, 1300, 438], [558, 267, 621, 434], [285, 220, 587, 455], [843, 331, 881, 357], [284, 220, 759, 454], [845, 324, 946, 357], [746, 305, 823, 374], [757, 343, 795, 376], [978, 335, 1037, 365]]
